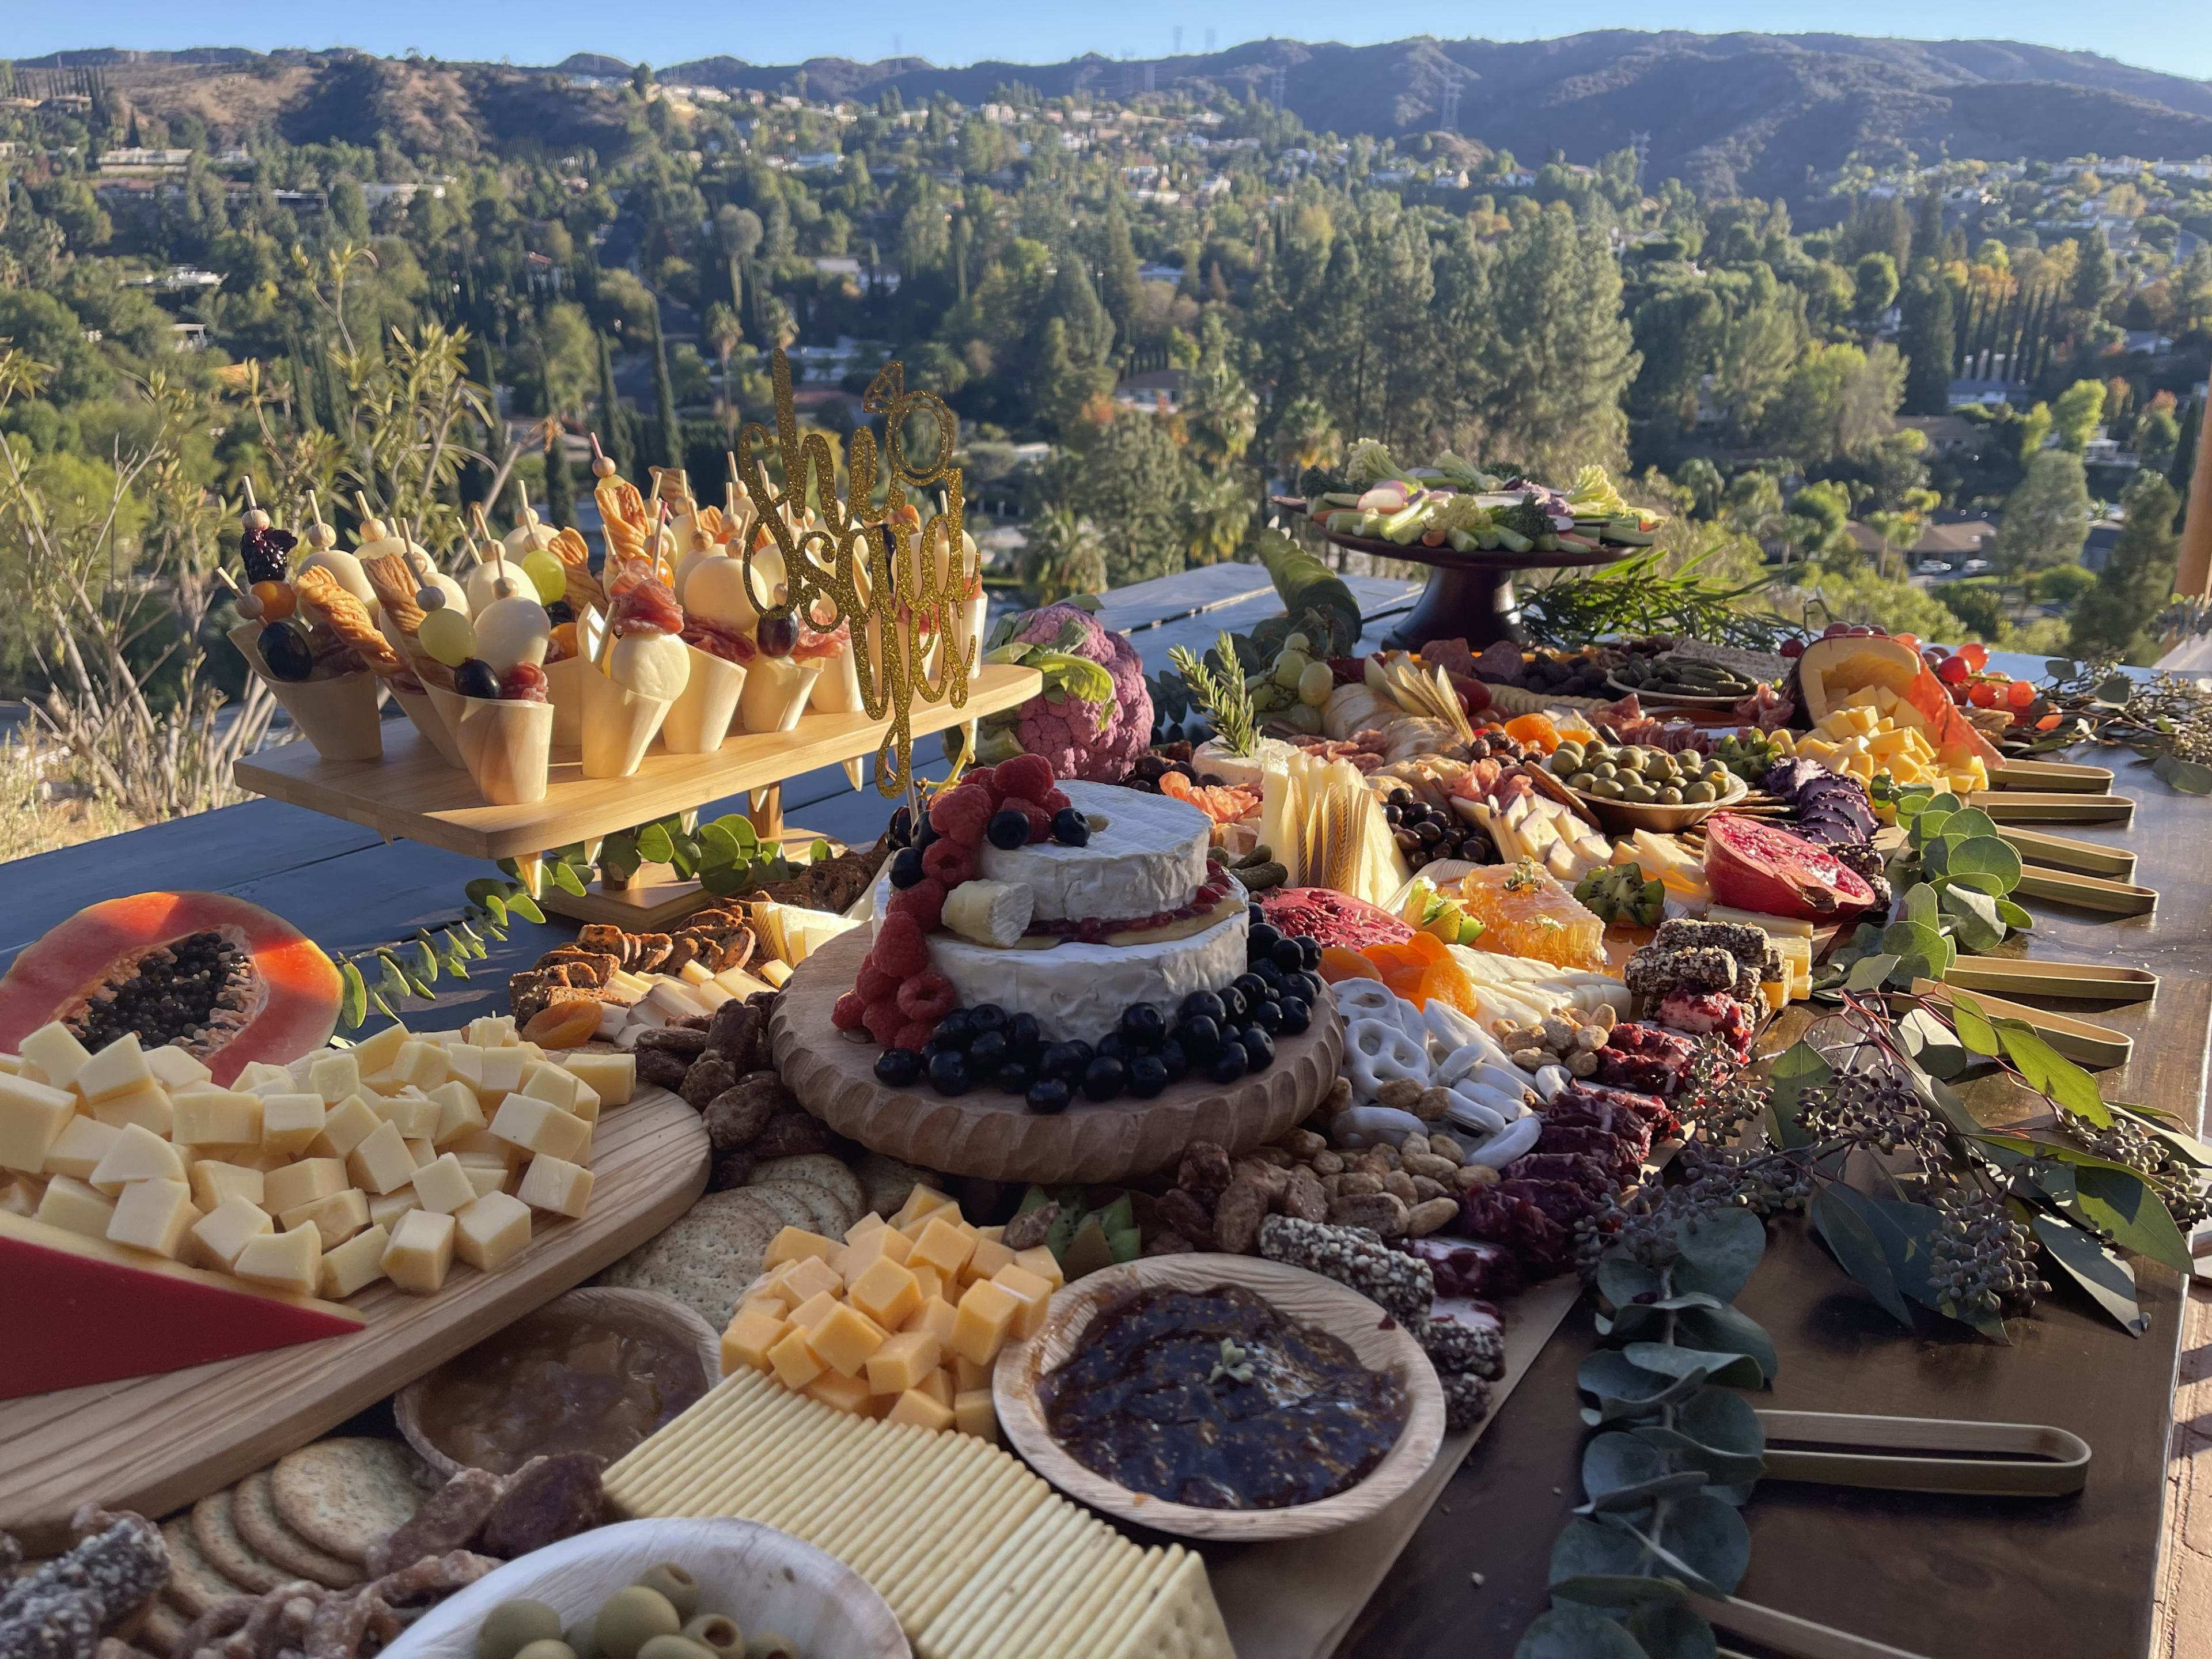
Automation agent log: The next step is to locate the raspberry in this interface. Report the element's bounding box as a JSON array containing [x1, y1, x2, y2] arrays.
[[928, 781, 993, 845], [885, 875, 946, 931], [921, 838, 976, 888], [855, 961, 900, 1003], [862, 997, 906, 1047], [1040, 786, 1072, 816], [995, 754, 1055, 804], [999, 795, 1052, 843], [964, 765, 1004, 809], [898, 971, 958, 1021], [873, 914, 930, 978], [893, 1020, 937, 1052], [832, 990, 869, 1031]]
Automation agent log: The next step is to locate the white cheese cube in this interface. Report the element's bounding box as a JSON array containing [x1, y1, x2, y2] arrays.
[[308, 1094, 382, 1160], [234, 1060, 295, 1095], [88, 1122, 187, 1194], [347, 1022, 411, 1078], [233, 1222, 322, 1296], [35, 1174, 117, 1240], [74, 1035, 153, 1104], [521, 1062, 593, 1116], [387, 1040, 450, 1091], [476, 1048, 527, 1099], [308, 1052, 362, 1105], [19, 1023, 91, 1091], [262, 1157, 346, 1215], [465, 1014, 518, 1048], [260, 1093, 327, 1157], [41, 1116, 122, 1182], [106, 1177, 198, 1258], [404, 1135, 437, 1169], [86, 1080, 173, 1135], [366, 1189, 422, 1230], [189, 1160, 266, 1211], [456, 1158, 508, 1200], [278, 1187, 370, 1248], [516, 1154, 594, 1218], [411, 1153, 476, 1215], [347, 1120, 417, 1195], [0, 1070, 80, 1173], [375, 1092, 440, 1140], [561, 1052, 634, 1108], [381, 1209, 456, 1293], [488, 1094, 591, 1162], [172, 1089, 262, 1147], [319, 1224, 390, 1298], [429, 1082, 486, 1146], [453, 1191, 532, 1270], [442, 1044, 484, 1092], [190, 1195, 274, 1269]]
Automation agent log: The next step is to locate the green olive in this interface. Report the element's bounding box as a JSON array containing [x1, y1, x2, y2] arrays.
[[1586, 742, 1612, 762], [746, 1637, 798, 1659], [635, 1639, 716, 1659], [596, 1588, 682, 1659], [514, 1643, 577, 1659], [1554, 744, 1584, 768], [1592, 779, 1625, 799], [1706, 768, 1732, 788], [1685, 782, 1717, 804], [1658, 786, 1684, 805], [567, 1628, 600, 1659], [1593, 761, 1618, 781], [680, 1617, 745, 1659], [1567, 772, 1597, 793], [1623, 783, 1658, 804], [480, 1603, 565, 1659], [1615, 751, 1643, 773], [631, 1566, 702, 1623]]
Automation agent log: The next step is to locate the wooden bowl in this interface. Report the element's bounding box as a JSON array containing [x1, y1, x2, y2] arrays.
[[991, 1254, 1444, 1542], [378, 1517, 908, 1659], [394, 1287, 722, 1480], [1565, 767, 1749, 835]]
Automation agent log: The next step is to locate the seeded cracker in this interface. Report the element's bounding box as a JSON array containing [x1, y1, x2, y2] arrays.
[[749, 1154, 865, 1227], [597, 1189, 782, 1330], [190, 1489, 288, 1596], [157, 1519, 246, 1619], [268, 1440, 427, 1565], [229, 1472, 361, 1590]]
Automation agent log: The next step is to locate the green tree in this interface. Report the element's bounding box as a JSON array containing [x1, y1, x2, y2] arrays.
[[703, 302, 741, 418], [596, 329, 634, 477], [2069, 469, 2180, 664], [2070, 233, 2118, 321], [1898, 276, 1954, 415], [2016, 401, 2052, 464], [1992, 450, 2092, 571], [1480, 203, 1639, 472], [1938, 579, 2012, 642], [1852, 252, 1899, 323], [1675, 456, 1724, 520], [1018, 505, 1108, 603], [544, 427, 575, 529], [1099, 196, 1142, 351], [329, 178, 369, 243], [2050, 379, 2105, 453], [647, 296, 680, 471], [1037, 410, 1189, 587], [1179, 313, 1258, 565]]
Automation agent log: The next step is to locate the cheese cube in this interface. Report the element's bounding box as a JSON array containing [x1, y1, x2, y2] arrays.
[[465, 1014, 518, 1048], [453, 1191, 533, 1271], [236, 1060, 294, 1094], [344, 1121, 414, 1195], [259, 1093, 327, 1157], [1012, 1246, 1065, 1291], [376, 1092, 440, 1140], [279, 1188, 370, 1249], [768, 1325, 825, 1389], [233, 1223, 323, 1296], [35, 1174, 117, 1240], [378, 1040, 442, 1092], [763, 1226, 839, 1270], [477, 1048, 527, 1099], [107, 1177, 198, 1258], [891, 1184, 956, 1232], [88, 1081, 173, 1135], [381, 1209, 456, 1293], [347, 1021, 411, 1078], [916, 1367, 956, 1408], [319, 1224, 391, 1297], [0, 1176, 39, 1216], [456, 1157, 508, 1200], [488, 1094, 591, 1162], [309, 1094, 382, 1160], [443, 1045, 484, 1092], [842, 1224, 913, 1286], [964, 1237, 1017, 1285], [805, 1369, 873, 1415], [20, 1023, 92, 1090], [308, 1052, 362, 1105], [0, 1070, 81, 1173], [429, 1082, 486, 1146], [908, 1216, 977, 1278], [908, 1264, 947, 1306], [844, 1210, 887, 1243], [865, 1329, 941, 1395], [953, 1389, 999, 1442], [189, 1160, 266, 1212], [75, 1036, 153, 1104], [88, 1122, 186, 1194], [994, 1264, 1055, 1340], [721, 1305, 790, 1374], [142, 1045, 211, 1091], [885, 1388, 954, 1433], [848, 1257, 923, 1332], [173, 1089, 262, 1147], [522, 1063, 597, 1122], [810, 1302, 889, 1376], [787, 1289, 841, 1331], [514, 1155, 594, 1218], [368, 1190, 422, 1231], [262, 1157, 346, 1214], [410, 1153, 476, 1216], [903, 1295, 960, 1349], [779, 1255, 843, 1303], [41, 1116, 120, 1181], [950, 1278, 1020, 1367], [954, 1354, 994, 1393], [561, 1052, 634, 1107], [191, 1195, 274, 1268]]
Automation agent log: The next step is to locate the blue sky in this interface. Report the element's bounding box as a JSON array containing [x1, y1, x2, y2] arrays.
[[7, 0, 2210, 81]]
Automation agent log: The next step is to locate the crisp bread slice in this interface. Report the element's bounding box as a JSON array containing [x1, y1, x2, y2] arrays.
[[191, 1487, 287, 1595], [159, 1517, 248, 1618], [597, 1188, 783, 1330], [230, 1469, 361, 1589], [269, 1439, 427, 1565], [751, 1154, 863, 1228]]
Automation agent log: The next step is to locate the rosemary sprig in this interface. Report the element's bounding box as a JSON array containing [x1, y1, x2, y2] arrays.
[[1169, 628, 1258, 756], [1521, 547, 1793, 651]]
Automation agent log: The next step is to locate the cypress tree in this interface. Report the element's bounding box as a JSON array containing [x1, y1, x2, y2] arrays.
[[649, 298, 681, 471], [597, 330, 634, 477], [545, 428, 576, 528], [1899, 277, 1955, 415]]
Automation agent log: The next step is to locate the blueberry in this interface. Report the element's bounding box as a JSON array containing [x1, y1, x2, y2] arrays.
[[1095, 1031, 1130, 1064], [967, 1029, 1009, 1073], [1248, 997, 1283, 1033], [913, 810, 940, 851], [1119, 1002, 1166, 1049], [935, 1009, 974, 1050], [1207, 1043, 1248, 1085], [1232, 972, 1268, 1006], [1241, 1028, 1276, 1071], [1248, 922, 1283, 957], [1175, 1014, 1221, 1061], [968, 1003, 1008, 1033], [996, 1060, 1035, 1094], [888, 804, 916, 849], [888, 846, 926, 889], [1219, 985, 1249, 1023], [1126, 1054, 1168, 1099], [987, 808, 1031, 850], [1041, 1041, 1092, 1083], [1299, 937, 1322, 969], [1050, 807, 1090, 846], [1250, 959, 1283, 990], [1248, 905, 1268, 927], [1027, 1077, 1073, 1115], [1278, 995, 1312, 1035], [1270, 937, 1306, 974], [1179, 990, 1226, 1026], [1157, 1038, 1190, 1084], [1007, 1011, 1042, 1053], [1082, 1055, 1127, 1101], [874, 1048, 923, 1086], [920, 1038, 950, 1063], [927, 1050, 972, 1094]]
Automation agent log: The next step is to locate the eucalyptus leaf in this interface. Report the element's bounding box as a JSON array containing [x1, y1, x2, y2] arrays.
[[1624, 1603, 1718, 1659], [1946, 836, 2023, 890], [1903, 884, 1940, 929], [638, 823, 676, 864], [1940, 883, 2006, 953], [700, 863, 751, 896], [1995, 897, 2033, 931], [506, 890, 546, 925], [482, 892, 508, 928], [1630, 1425, 1766, 1496], [1513, 1606, 1650, 1659], [1672, 1209, 1767, 1304], [1938, 807, 1998, 843], [339, 960, 369, 1031], [2153, 753, 2212, 795], [1620, 1342, 1766, 1391], [728, 815, 759, 846], [1596, 1255, 1666, 1310], [1946, 991, 2001, 1058], [1577, 1351, 1717, 1419], [1551, 1574, 1692, 1611], [1895, 1006, 1969, 1079], [698, 822, 743, 863], [2118, 1104, 2212, 1169], [1767, 1042, 1834, 1124], [1862, 1194, 2006, 1340], [1669, 1305, 1778, 1382], [552, 861, 588, 897], [1883, 919, 1946, 964], [2071, 1165, 2194, 1275], [1810, 1184, 1914, 1326], [812, 838, 834, 862], [1995, 1021, 2109, 1123], [2093, 672, 2134, 706], [2032, 1213, 2149, 1336], [1579, 1436, 1711, 1512], [1844, 953, 1900, 992]]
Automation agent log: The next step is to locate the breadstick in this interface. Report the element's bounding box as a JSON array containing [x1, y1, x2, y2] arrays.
[[361, 555, 426, 638], [295, 566, 404, 675], [551, 526, 604, 612]]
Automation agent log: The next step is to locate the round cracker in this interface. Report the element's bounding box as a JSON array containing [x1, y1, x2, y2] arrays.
[[142, 1595, 192, 1657], [269, 1439, 427, 1566], [230, 1470, 361, 1589], [740, 1181, 824, 1237], [160, 1517, 248, 1618], [751, 1154, 863, 1228], [765, 1177, 846, 1238], [854, 1152, 934, 1218], [599, 1188, 783, 1329], [191, 1487, 287, 1595]]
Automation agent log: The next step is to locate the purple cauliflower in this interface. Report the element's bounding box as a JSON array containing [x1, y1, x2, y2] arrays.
[[975, 601, 1153, 782]]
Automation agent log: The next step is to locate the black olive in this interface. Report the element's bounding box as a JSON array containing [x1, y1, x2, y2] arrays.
[[1027, 1078, 1073, 1115], [1382, 802, 1402, 825], [926, 1050, 972, 1095], [1081, 1055, 1127, 1101], [874, 1048, 923, 1086]]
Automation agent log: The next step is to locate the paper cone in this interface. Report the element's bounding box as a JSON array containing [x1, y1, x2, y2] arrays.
[[427, 686, 553, 805], [661, 643, 748, 753], [229, 623, 382, 762], [580, 665, 676, 777], [736, 656, 821, 735], [546, 656, 585, 756], [390, 685, 464, 768], [949, 589, 990, 676], [806, 638, 865, 714]]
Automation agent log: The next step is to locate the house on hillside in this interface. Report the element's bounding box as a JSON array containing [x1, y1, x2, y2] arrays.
[[1893, 415, 1982, 457], [1948, 378, 2026, 410]]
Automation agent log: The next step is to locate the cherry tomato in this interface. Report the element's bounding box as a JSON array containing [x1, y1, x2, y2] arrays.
[[2035, 713, 2063, 731], [1893, 632, 1918, 650], [251, 580, 295, 620]]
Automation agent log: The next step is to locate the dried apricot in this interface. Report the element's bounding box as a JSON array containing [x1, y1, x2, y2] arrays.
[[1502, 712, 1560, 753], [520, 1000, 603, 1049], [1317, 946, 1383, 984]]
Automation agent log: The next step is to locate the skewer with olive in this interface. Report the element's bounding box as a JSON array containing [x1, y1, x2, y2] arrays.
[[1547, 740, 1734, 807]]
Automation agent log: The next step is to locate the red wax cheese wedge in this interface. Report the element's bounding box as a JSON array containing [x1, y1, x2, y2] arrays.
[[0, 1211, 362, 1399]]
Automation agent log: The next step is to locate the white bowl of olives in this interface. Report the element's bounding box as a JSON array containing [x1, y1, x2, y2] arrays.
[[381, 1518, 909, 1659], [1546, 737, 1748, 833]]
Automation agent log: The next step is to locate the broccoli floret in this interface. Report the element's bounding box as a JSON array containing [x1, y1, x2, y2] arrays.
[[1497, 494, 1555, 543]]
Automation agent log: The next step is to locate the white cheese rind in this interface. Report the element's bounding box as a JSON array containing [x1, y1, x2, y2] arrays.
[[971, 781, 1209, 922]]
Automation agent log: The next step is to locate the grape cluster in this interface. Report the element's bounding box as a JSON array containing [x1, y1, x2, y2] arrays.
[[2062, 1111, 2212, 1228], [1927, 1190, 2046, 1323]]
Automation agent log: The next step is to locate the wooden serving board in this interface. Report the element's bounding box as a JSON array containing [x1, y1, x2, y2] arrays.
[[233, 664, 1041, 863], [0, 1088, 709, 1550], [770, 929, 1344, 1184]]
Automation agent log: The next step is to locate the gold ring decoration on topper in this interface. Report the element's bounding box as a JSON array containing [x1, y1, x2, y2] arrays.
[[733, 347, 974, 798]]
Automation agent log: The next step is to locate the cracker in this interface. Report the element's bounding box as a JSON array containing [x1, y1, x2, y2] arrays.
[[141, 1595, 192, 1657], [750, 1154, 863, 1226], [159, 1517, 248, 1618], [598, 1189, 783, 1330], [736, 1181, 823, 1237], [230, 1470, 362, 1589], [1101, 1548, 1235, 1659], [770, 1177, 849, 1238], [191, 1487, 287, 1595], [853, 1152, 934, 1218], [268, 1439, 428, 1565]]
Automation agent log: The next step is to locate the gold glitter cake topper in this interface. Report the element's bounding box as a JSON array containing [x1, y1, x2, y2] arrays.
[[734, 347, 974, 797]]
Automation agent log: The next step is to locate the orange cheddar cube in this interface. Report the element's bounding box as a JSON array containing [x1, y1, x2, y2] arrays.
[[762, 1225, 839, 1269], [953, 1388, 999, 1442], [993, 1263, 1055, 1340], [767, 1325, 825, 1390], [721, 1305, 789, 1374], [964, 1236, 1017, 1285], [891, 1184, 956, 1232], [1012, 1245, 1065, 1290], [908, 1264, 947, 1305], [786, 1289, 841, 1332], [904, 1297, 959, 1350], [885, 1387, 954, 1432], [954, 1354, 994, 1393], [841, 1224, 912, 1285], [951, 1277, 1020, 1367], [915, 1366, 955, 1408], [843, 1210, 887, 1244], [864, 1329, 941, 1395], [779, 1255, 844, 1303], [847, 1256, 922, 1331], [908, 1215, 977, 1278], [804, 1369, 873, 1415], [810, 1302, 888, 1377]]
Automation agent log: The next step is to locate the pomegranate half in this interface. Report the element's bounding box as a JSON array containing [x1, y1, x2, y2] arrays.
[[1702, 814, 1877, 923]]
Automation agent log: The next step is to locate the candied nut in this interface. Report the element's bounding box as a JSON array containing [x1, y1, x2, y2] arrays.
[[1540, 1016, 1575, 1050], [1488, 1018, 1517, 1039], [1399, 1132, 1430, 1158], [1330, 1191, 1409, 1238], [1177, 1141, 1234, 1203], [1567, 1050, 1601, 1078], [1157, 1188, 1215, 1250], [1143, 1229, 1199, 1256], [1414, 1088, 1454, 1122], [749, 1109, 830, 1158], [1336, 1172, 1384, 1199], [1374, 1078, 1425, 1111], [1512, 1047, 1547, 1070], [1002, 1201, 1059, 1252], [1406, 1198, 1460, 1237], [1277, 1128, 1328, 1160], [1311, 1149, 1346, 1176], [635, 1027, 710, 1056], [1283, 1165, 1329, 1224], [1382, 1171, 1417, 1206], [1321, 1172, 1346, 1198], [1594, 1004, 1618, 1030], [703, 1082, 782, 1152], [635, 1048, 691, 1090], [1402, 1152, 1458, 1182], [1427, 1133, 1464, 1165], [1245, 1144, 1294, 1169], [1213, 1179, 1271, 1255], [1410, 1175, 1447, 1203], [709, 1150, 756, 1191], [1455, 1163, 1501, 1190], [1323, 1077, 1354, 1112], [1355, 1149, 1393, 1179], [1233, 1158, 1290, 1203], [1574, 1024, 1608, 1051]]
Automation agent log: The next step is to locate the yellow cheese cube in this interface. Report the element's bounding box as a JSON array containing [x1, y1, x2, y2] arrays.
[[173, 1089, 262, 1147], [233, 1222, 323, 1295], [787, 1289, 841, 1331], [521, 1063, 597, 1123], [368, 1190, 421, 1231], [347, 1021, 411, 1078], [187, 1159, 263, 1212], [762, 1225, 840, 1269], [409, 1153, 476, 1216], [453, 1191, 533, 1271], [951, 1278, 1020, 1367], [848, 1256, 923, 1331], [953, 1389, 999, 1442], [560, 1051, 634, 1108], [347, 1120, 418, 1195], [382, 1208, 456, 1293], [768, 1325, 826, 1389], [376, 1092, 440, 1140], [905, 1296, 960, 1349], [309, 1094, 382, 1161], [466, 1014, 518, 1048], [259, 1093, 326, 1157], [840, 1222, 913, 1286], [891, 1184, 956, 1232], [915, 1366, 956, 1408], [35, 1173, 116, 1240], [88, 1121, 186, 1194], [308, 1052, 362, 1105], [20, 1023, 92, 1090], [514, 1154, 594, 1218], [456, 1158, 507, 1200], [488, 1094, 591, 1162], [864, 1328, 942, 1395], [1012, 1246, 1065, 1290], [954, 1353, 994, 1393], [908, 1215, 978, 1278], [279, 1188, 370, 1249], [477, 1048, 527, 1099], [805, 1368, 873, 1415], [191, 1195, 274, 1268], [41, 1116, 120, 1182], [810, 1301, 889, 1377], [75, 1035, 153, 1104], [384, 1040, 449, 1092], [885, 1388, 954, 1432], [88, 1081, 173, 1136], [262, 1157, 346, 1215], [442, 1044, 483, 1092], [426, 1081, 485, 1147], [992, 1263, 1055, 1341], [779, 1255, 844, 1302], [0, 1070, 81, 1173], [908, 1264, 946, 1305], [721, 1305, 790, 1374], [107, 1177, 198, 1258], [318, 1224, 391, 1298], [844, 1210, 888, 1243], [964, 1237, 1017, 1285]]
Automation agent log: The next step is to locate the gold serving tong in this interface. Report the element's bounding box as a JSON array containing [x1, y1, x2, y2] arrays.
[[1910, 980, 2133, 1068], [1967, 791, 2135, 825], [1986, 758, 2113, 793]]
